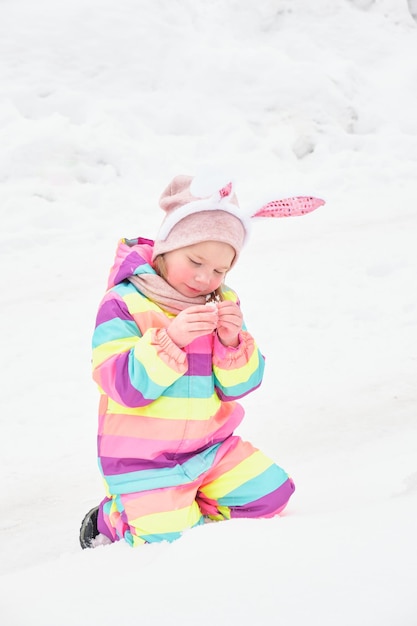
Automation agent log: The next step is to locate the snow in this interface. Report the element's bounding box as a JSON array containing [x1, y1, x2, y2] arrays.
[[1, 0, 417, 624]]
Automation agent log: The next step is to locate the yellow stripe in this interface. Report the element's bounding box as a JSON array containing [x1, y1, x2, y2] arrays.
[[124, 291, 175, 318], [202, 450, 272, 499], [93, 334, 184, 387], [93, 337, 137, 368], [221, 286, 238, 302], [133, 337, 184, 387], [131, 535, 147, 547], [106, 393, 220, 420], [206, 505, 231, 521], [130, 503, 202, 534], [124, 291, 162, 314], [213, 345, 259, 386]]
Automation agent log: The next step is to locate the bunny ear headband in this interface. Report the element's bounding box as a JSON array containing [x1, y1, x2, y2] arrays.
[[218, 181, 325, 220], [251, 195, 325, 218], [153, 175, 326, 263]]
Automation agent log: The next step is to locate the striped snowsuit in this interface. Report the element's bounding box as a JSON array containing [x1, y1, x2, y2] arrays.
[[93, 238, 295, 546]]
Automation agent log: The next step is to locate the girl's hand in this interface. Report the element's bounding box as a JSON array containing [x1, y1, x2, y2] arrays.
[[167, 305, 218, 348], [216, 301, 243, 347]]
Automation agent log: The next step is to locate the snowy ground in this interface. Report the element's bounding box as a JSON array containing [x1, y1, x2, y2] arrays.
[[1, 1, 417, 624]]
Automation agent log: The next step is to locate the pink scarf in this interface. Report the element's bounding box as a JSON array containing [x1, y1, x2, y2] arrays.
[[128, 273, 208, 314]]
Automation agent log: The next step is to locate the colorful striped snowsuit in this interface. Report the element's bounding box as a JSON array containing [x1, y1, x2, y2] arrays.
[[93, 238, 295, 546]]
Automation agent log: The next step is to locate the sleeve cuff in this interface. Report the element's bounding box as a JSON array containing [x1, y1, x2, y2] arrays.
[[213, 330, 255, 369], [150, 327, 188, 372]]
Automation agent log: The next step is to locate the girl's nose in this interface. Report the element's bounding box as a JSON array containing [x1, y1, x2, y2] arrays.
[[194, 270, 210, 285]]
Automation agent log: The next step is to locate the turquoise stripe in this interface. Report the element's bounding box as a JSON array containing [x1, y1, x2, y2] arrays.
[[112, 281, 138, 297], [93, 318, 140, 348], [104, 443, 221, 495], [133, 263, 155, 276], [102, 496, 112, 517], [127, 530, 182, 545], [128, 352, 170, 397], [163, 375, 214, 399], [217, 464, 289, 506]]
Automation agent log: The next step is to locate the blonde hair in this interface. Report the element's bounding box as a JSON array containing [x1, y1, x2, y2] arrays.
[[153, 254, 225, 302]]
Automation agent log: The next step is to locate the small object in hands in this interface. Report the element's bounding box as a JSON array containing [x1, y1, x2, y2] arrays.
[[205, 292, 221, 304]]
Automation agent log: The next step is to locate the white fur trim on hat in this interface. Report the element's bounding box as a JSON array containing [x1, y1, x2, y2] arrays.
[[156, 193, 251, 242]]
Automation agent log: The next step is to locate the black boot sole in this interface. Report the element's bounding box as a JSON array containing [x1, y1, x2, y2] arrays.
[[79, 505, 99, 549]]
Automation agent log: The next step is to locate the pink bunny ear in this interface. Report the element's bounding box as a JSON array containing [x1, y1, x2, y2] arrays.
[[252, 196, 325, 218]]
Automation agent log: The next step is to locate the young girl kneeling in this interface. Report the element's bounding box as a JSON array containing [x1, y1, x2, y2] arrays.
[[80, 175, 295, 548]]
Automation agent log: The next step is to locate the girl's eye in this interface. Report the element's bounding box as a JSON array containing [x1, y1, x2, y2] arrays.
[[188, 257, 225, 275]]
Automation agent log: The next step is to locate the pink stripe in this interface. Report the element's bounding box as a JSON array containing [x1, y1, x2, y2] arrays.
[[99, 433, 181, 460], [99, 406, 244, 461], [185, 335, 213, 354], [132, 309, 170, 330], [94, 360, 125, 406], [201, 437, 256, 483], [122, 482, 200, 517]]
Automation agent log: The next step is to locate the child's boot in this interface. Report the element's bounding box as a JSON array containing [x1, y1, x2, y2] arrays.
[[79, 505, 100, 549]]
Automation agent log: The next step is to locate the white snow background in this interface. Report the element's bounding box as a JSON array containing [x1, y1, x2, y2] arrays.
[[1, 0, 417, 624]]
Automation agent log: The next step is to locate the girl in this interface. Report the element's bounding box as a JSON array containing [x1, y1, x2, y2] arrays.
[[80, 174, 298, 548]]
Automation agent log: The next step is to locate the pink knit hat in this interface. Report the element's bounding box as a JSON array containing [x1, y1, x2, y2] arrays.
[[152, 175, 248, 264]]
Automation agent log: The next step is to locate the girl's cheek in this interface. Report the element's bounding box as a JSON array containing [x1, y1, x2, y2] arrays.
[[211, 277, 223, 290]]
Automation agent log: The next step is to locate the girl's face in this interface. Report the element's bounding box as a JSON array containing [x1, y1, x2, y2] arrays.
[[163, 240, 235, 298]]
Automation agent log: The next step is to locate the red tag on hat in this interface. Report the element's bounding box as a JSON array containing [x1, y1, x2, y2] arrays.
[[219, 182, 233, 198]]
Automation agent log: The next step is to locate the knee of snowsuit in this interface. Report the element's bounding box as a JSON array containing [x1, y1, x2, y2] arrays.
[[97, 436, 295, 546]]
